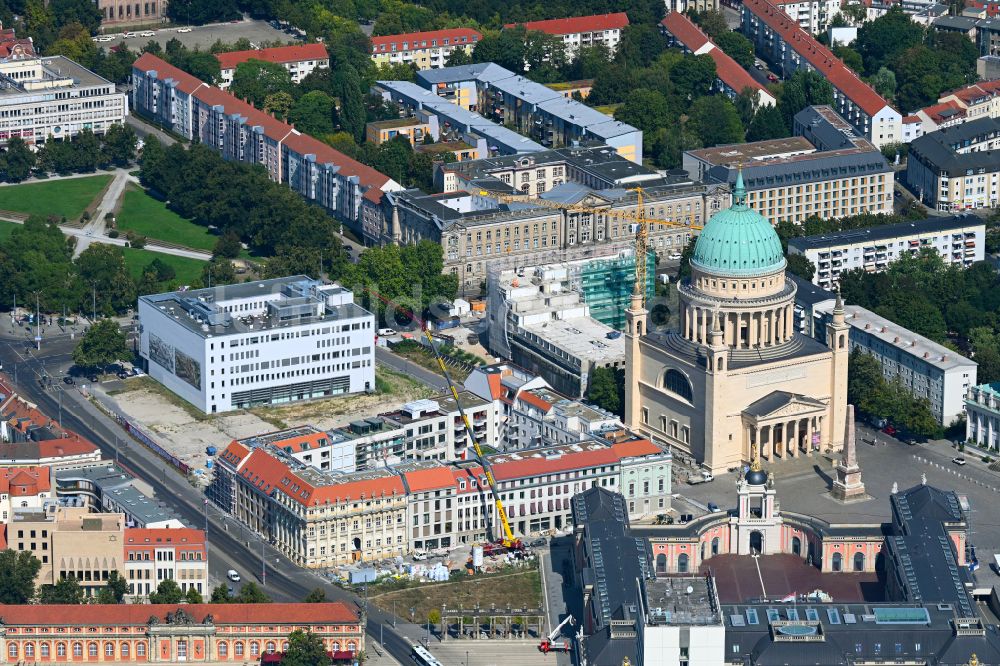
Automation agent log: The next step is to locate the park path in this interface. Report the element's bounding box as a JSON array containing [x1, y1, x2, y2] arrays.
[[73, 168, 136, 258]]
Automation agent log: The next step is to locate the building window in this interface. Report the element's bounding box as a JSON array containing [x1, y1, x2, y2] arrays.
[[677, 553, 689, 573], [250, 642, 260, 656], [662, 369, 694, 402], [89, 643, 98, 657], [122, 643, 130, 657], [106, 643, 115, 657], [7, 644, 16, 659], [218, 642, 228, 657], [235, 643, 244, 657], [137, 643, 146, 657], [73, 643, 82, 657], [266, 641, 276, 653]]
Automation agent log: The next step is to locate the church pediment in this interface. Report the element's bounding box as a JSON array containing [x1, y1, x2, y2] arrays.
[[743, 391, 826, 420]]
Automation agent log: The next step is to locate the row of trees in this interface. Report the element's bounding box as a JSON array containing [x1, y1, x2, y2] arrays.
[[0, 126, 136, 183], [848, 349, 940, 438]]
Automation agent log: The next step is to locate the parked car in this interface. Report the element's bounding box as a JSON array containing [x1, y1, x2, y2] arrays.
[[412, 551, 428, 561], [529, 538, 547, 547], [378, 327, 397, 336], [117, 370, 129, 379], [176, 27, 192, 33], [87, 374, 99, 383], [122, 32, 136, 38], [952, 456, 967, 466], [227, 569, 241, 582], [882, 424, 897, 436], [139, 30, 155, 37], [63, 376, 74, 385], [707, 502, 720, 512], [767, 73, 779, 82]]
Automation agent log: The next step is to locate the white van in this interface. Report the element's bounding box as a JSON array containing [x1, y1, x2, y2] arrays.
[[227, 569, 241, 582], [378, 327, 397, 336]]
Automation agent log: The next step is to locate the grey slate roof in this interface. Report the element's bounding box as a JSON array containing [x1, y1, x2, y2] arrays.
[[786, 213, 984, 252], [908, 117, 1000, 177]]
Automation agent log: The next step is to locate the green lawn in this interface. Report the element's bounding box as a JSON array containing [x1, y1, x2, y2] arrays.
[[0, 220, 18, 241], [116, 186, 217, 252], [121, 247, 206, 285], [0, 175, 112, 220]]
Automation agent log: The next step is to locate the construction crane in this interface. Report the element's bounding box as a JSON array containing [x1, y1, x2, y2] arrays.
[[538, 615, 575, 654], [479, 188, 704, 307], [421, 327, 522, 553]]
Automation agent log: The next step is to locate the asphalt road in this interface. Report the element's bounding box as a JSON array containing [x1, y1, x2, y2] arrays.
[[376, 346, 450, 392], [0, 326, 419, 664]]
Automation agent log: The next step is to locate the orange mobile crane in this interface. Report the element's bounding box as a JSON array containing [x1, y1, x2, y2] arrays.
[[479, 187, 705, 308], [421, 327, 522, 553]]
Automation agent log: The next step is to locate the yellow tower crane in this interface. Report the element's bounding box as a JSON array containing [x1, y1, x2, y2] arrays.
[[479, 188, 704, 307]]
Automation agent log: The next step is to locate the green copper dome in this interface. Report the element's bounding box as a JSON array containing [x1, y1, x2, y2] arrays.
[[691, 171, 785, 276]]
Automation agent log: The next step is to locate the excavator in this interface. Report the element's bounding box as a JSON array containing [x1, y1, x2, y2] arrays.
[[538, 615, 575, 654]]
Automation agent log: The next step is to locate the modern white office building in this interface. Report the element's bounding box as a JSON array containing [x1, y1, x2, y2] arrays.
[[137, 276, 375, 414], [813, 304, 978, 425], [787, 214, 986, 290], [0, 56, 127, 147]]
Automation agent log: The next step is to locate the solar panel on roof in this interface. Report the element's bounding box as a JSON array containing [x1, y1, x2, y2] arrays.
[[730, 615, 746, 627], [766, 609, 780, 623], [746, 609, 760, 625], [827, 609, 841, 624], [786, 609, 799, 621], [805, 609, 819, 622]]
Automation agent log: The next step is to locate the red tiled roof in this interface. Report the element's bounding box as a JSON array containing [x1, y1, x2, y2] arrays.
[[192, 85, 292, 143], [743, 0, 891, 116], [921, 100, 966, 124], [660, 13, 710, 52], [216, 44, 329, 71], [220, 441, 252, 466], [0, 603, 359, 626], [282, 130, 393, 190], [451, 466, 486, 494], [266, 430, 328, 454], [0, 466, 50, 496], [403, 466, 458, 493], [125, 527, 206, 546], [903, 114, 920, 123], [610, 439, 661, 459], [133, 52, 207, 95], [491, 447, 620, 481], [238, 448, 291, 495], [506, 13, 629, 35], [517, 391, 553, 413], [33, 438, 99, 459], [304, 474, 405, 505], [371, 28, 482, 51]]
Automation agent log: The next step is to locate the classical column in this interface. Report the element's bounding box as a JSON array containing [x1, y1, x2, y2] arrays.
[[762, 425, 770, 460], [700, 308, 708, 344], [751, 424, 759, 462], [785, 304, 794, 338], [792, 419, 800, 457], [751, 312, 760, 347], [775, 308, 783, 344], [685, 306, 692, 339]]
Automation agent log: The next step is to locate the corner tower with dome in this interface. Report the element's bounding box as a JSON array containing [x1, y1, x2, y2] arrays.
[[624, 172, 849, 473]]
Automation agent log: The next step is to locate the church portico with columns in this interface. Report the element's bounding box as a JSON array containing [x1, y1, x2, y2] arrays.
[[625, 171, 850, 473]]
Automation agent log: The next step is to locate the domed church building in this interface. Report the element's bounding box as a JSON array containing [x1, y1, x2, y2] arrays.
[[624, 172, 850, 473]]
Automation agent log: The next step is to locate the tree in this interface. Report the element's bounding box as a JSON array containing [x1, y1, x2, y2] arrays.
[[100, 123, 137, 167], [166, 0, 239, 25], [855, 6, 925, 75], [185, 586, 204, 604], [213, 231, 243, 259], [832, 45, 863, 73], [715, 32, 755, 69], [615, 89, 672, 137], [234, 581, 271, 603], [669, 54, 716, 100], [202, 257, 237, 287], [746, 104, 789, 141], [210, 584, 232, 603], [427, 608, 442, 628], [231, 59, 295, 108], [446, 47, 472, 67], [288, 90, 335, 136], [73, 318, 129, 369], [331, 65, 367, 141], [0, 551, 42, 604], [263, 91, 294, 120], [40, 576, 84, 604], [149, 579, 184, 604], [95, 571, 129, 604], [304, 587, 327, 603], [871, 66, 897, 101], [282, 630, 329, 666], [785, 253, 815, 281], [688, 96, 744, 148], [586, 366, 622, 417], [181, 50, 222, 83], [2, 137, 36, 182], [50, 0, 102, 34], [778, 70, 834, 129], [692, 10, 730, 39], [76, 243, 136, 313], [45, 21, 98, 69]]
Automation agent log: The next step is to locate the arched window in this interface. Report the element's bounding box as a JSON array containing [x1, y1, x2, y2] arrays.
[[73, 643, 82, 657], [348, 641, 357, 652], [57, 643, 66, 657], [218, 642, 227, 657], [25, 642, 34, 657], [712, 537, 720, 555], [106, 642, 115, 656], [677, 553, 689, 573], [137, 643, 146, 657], [282, 642, 289, 651], [792, 536, 801, 556], [235, 643, 244, 657], [832, 552, 843, 572], [655, 553, 667, 573], [7, 643, 17, 659], [266, 641, 276, 654], [89, 642, 98, 657], [40, 643, 49, 658], [662, 369, 693, 403], [250, 642, 260, 657], [332, 642, 341, 652], [121, 643, 130, 657], [854, 552, 865, 571]]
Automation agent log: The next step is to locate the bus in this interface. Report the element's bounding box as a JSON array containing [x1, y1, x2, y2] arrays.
[[411, 644, 444, 666]]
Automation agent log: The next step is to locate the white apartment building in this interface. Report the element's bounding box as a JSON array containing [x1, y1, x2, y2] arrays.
[[123, 528, 208, 599], [509, 387, 620, 448], [906, 118, 1000, 211], [774, 0, 842, 33], [370, 29, 481, 70], [814, 304, 978, 425], [216, 44, 330, 89], [787, 215, 986, 290], [506, 13, 630, 58], [137, 276, 375, 414], [966, 382, 1000, 448], [0, 56, 127, 147]]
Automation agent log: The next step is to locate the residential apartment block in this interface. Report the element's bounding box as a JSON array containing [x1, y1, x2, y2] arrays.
[[131, 54, 400, 230], [0, 56, 127, 147], [0, 603, 363, 664], [505, 13, 629, 57], [660, 12, 777, 109], [0, 25, 34, 60], [773, 0, 842, 33], [56, 462, 185, 528], [370, 28, 481, 70], [124, 528, 207, 599], [933, 15, 1000, 56], [210, 421, 671, 565], [364, 177, 724, 295], [909, 79, 1000, 136], [0, 381, 102, 469], [683, 106, 893, 225], [216, 44, 329, 89], [906, 117, 1000, 210], [0, 466, 51, 523], [742, 0, 903, 147], [787, 214, 986, 289], [97, 0, 166, 27], [414, 63, 643, 162], [137, 276, 375, 414], [811, 305, 977, 425]]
